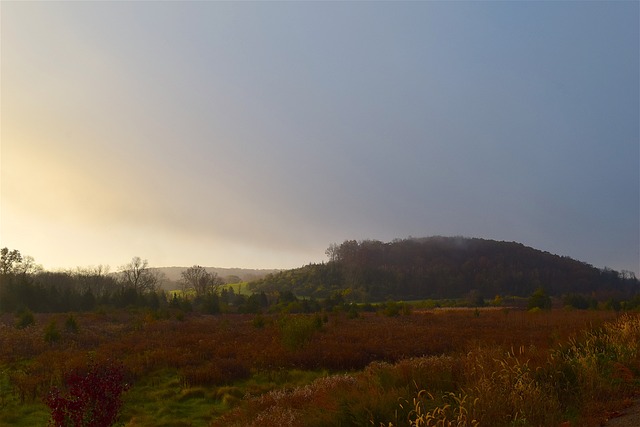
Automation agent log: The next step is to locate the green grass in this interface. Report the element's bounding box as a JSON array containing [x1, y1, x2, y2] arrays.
[[223, 282, 252, 296], [0, 366, 49, 427], [168, 283, 252, 297], [118, 367, 329, 426], [0, 369, 49, 426], [0, 404, 50, 426], [121, 369, 220, 426]]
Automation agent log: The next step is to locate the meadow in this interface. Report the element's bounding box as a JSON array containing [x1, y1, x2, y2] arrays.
[[0, 308, 638, 426]]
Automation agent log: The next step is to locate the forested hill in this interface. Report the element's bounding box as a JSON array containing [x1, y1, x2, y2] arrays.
[[248, 237, 639, 301]]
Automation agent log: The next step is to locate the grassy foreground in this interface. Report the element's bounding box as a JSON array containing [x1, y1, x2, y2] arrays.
[[0, 309, 638, 426]]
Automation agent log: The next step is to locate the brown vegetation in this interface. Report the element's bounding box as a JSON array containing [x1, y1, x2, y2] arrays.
[[1, 308, 638, 426]]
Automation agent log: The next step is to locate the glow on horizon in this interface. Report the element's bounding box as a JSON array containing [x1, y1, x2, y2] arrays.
[[1, 1, 638, 274]]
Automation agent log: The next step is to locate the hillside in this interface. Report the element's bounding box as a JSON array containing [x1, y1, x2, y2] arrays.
[[248, 236, 639, 302]]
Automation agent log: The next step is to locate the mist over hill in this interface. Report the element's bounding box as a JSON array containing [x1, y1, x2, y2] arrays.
[[248, 237, 639, 302]]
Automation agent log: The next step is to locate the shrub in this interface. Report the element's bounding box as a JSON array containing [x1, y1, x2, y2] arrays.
[[528, 288, 551, 311], [382, 301, 401, 317], [44, 320, 61, 344], [252, 314, 266, 329], [278, 315, 322, 350], [347, 305, 360, 319], [381, 301, 412, 317], [64, 315, 79, 334], [45, 360, 130, 427], [16, 309, 35, 329]]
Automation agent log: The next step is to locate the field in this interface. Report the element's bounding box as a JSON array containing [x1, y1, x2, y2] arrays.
[[1, 308, 639, 426]]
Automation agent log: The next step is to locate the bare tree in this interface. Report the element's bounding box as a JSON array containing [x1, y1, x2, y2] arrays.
[[621, 270, 637, 280], [75, 265, 112, 296], [325, 243, 340, 263], [181, 265, 223, 298], [119, 257, 158, 293]]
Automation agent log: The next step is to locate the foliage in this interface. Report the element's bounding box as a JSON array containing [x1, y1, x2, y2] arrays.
[[16, 309, 35, 329], [216, 313, 640, 427], [44, 320, 61, 344], [45, 359, 129, 427], [1, 248, 23, 275], [278, 314, 323, 350], [527, 287, 552, 311], [2, 243, 638, 317], [252, 314, 266, 329], [180, 265, 223, 298], [381, 300, 411, 317], [2, 306, 639, 426], [64, 315, 79, 334], [0, 259, 169, 314]]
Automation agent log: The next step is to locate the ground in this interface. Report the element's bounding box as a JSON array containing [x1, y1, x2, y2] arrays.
[[604, 397, 640, 427]]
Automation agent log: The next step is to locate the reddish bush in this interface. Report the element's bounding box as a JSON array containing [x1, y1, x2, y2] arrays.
[[45, 360, 130, 427]]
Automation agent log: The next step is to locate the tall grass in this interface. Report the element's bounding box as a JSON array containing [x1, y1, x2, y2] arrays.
[[391, 314, 640, 427], [402, 390, 480, 427], [213, 314, 640, 427]]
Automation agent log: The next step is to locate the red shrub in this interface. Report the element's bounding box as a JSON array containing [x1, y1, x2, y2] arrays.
[[45, 360, 130, 427]]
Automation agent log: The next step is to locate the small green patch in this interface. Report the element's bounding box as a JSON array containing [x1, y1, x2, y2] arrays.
[[179, 387, 207, 401], [121, 369, 215, 426], [278, 315, 323, 350]]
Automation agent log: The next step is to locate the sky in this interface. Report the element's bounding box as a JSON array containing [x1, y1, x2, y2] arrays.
[[1, 1, 638, 274]]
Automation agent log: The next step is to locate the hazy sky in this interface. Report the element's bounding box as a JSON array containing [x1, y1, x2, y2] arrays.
[[2, 1, 638, 274]]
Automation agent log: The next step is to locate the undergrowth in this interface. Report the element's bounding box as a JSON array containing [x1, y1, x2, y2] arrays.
[[1, 310, 637, 426], [214, 314, 640, 427]]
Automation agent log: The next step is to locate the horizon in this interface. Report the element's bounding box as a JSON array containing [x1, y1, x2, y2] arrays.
[[2, 2, 638, 275], [5, 235, 636, 277]]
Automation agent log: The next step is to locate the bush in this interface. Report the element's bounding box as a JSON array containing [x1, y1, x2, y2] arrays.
[[44, 320, 61, 344], [45, 360, 130, 427], [16, 309, 35, 329], [252, 314, 266, 329], [382, 301, 401, 317], [278, 315, 322, 350], [64, 315, 79, 334], [528, 288, 551, 311]]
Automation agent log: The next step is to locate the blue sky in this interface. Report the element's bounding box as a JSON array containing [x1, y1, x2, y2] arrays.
[[1, 1, 638, 274]]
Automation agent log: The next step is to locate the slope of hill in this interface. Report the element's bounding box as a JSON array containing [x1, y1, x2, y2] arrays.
[[248, 236, 639, 301]]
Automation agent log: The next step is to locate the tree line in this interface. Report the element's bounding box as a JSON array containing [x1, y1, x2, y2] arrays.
[[0, 249, 244, 314], [0, 249, 165, 313], [3, 237, 639, 315], [0, 248, 330, 315]]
